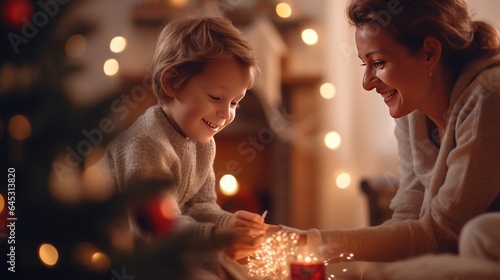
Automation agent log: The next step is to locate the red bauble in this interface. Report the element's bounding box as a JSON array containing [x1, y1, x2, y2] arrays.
[[136, 195, 178, 237], [2, 0, 34, 29]]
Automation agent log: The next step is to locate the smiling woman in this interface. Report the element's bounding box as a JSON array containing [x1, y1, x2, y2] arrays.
[[272, 0, 500, 270]]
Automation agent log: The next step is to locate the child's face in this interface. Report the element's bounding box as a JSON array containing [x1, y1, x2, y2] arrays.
[[164, 58, 250, 144]]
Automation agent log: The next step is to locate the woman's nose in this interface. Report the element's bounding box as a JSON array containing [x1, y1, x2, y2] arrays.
[[362, 69, 380, 91]]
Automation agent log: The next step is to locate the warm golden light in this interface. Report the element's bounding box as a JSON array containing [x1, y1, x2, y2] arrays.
[[74, 242, 98, 268], [336, 172, 352, 189], [39, 243, 59, 267], [275, 2, 292, 18], [103, 59, 119, 76], [49, 152, 83, 204], [170, 0, 188, 8], [219, 174, 239, 196], [82, 163, 112, 202], [324, 131, 341, 150], [109, 36, 127, 53], [90, 252, 111, 272], [110, 224, 134, 253], [0, 193, 5, 214], [8, 114, 31, 140], [301, 29, 318, 45], [320, 83, 336, 99], [65, 34, 86, 58]]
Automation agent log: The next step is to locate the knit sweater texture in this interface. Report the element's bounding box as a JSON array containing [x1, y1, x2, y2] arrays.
[[100, 105, 233, 240], [289, 55, 500, 262]]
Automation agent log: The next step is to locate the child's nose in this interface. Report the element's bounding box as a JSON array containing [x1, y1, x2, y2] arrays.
[[216, 105, 231, 119]]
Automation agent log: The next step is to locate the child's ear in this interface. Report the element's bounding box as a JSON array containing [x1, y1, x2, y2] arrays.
[[160, 68, 177, 98]]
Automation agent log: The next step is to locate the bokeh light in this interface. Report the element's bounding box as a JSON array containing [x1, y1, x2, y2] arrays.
[[0, 64, 16, 92], [39, 243, 59, 267], [8, 114, 31, 140], [2, 0, 34, 28], [324, 131, 341, 150], [65, 34, 87, 58], [275, 2, 292, 19], [109, 36, 127, 53], [301, 28, 318, 45], [336, 172, 352, 189], [326, 253, 363, 280], [109, 221, 134, 253], [74, 242, 98, 269], [170, 0, 189, 8], [103, 59, 119, 76], [320, 83, 336, 99], [48, 152, 83, 204], [0, 193, 5, 214], [219, 174, 239, 196], [90, 252, 111, 272]]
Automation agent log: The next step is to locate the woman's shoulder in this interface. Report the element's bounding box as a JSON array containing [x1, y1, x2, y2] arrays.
[[451, 56, 500, 106], [458, 55, 500, 93]]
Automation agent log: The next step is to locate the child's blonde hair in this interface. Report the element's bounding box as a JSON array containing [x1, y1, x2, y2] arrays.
[[151, 15, 259, 104]]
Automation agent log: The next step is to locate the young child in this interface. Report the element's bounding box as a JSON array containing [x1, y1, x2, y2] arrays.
[[100, 15, 267, 265]]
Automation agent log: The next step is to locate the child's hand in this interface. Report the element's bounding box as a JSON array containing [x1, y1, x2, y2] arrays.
[[222, 210, 269, 260], [228, 210, 268, 234]]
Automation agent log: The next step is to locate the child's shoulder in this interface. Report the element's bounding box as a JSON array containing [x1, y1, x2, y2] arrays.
[[112, 105, 161, 143]]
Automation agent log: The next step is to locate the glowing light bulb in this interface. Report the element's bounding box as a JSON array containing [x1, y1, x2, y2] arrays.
[[302, 29, 318, 45], [276, 3, 292, 18], [324, 131, 341, 150], [320, 83, 336, 99], [8, 114, 31, 140], [110, 36, 127, 53], [39, 243, 59, 267], [336, 172, 351, 189], [0, 193, 5, 214], [219, 174, 239, 196], [103, 59, 119, 76]]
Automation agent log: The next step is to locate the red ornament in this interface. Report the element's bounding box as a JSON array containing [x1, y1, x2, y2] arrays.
[[136, 195, 178, 237], [290, 262, 326, 280], [2, 0, 34, 29]]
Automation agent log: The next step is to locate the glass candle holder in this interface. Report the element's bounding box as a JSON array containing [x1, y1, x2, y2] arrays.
[[289, 245, 326, 280]]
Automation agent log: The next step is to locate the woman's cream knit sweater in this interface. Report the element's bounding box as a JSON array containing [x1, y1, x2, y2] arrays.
[[291, 55, 500, 262]]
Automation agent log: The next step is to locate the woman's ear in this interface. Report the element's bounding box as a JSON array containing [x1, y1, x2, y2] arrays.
[[422, 37, 442, 71], [160, 68, 177, 98]]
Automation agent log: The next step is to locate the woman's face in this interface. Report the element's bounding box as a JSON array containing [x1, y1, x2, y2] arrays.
[[355, 24, 432, 118]]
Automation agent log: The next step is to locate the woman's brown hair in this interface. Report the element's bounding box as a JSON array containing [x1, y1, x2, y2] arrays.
[[347, 0, 500, 73]]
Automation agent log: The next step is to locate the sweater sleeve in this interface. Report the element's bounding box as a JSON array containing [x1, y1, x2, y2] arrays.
[[183, 140, 233, 227]]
